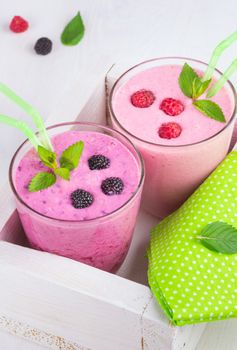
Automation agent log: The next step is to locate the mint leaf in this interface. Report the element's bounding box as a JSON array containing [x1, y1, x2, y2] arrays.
[[193, 99, 226, 122], [197, 222, 237, 254], [178, 63, 199, 98], [38, 146, 57, 169], [55, 167, 70, 181], [28, 172, 56, 192], [60, 141, 84, 171], [61, 12, 85, 46], [192, 77, 211, 99]]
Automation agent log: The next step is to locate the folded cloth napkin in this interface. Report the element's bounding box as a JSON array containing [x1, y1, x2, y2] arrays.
[[147, 151, 237, 326]]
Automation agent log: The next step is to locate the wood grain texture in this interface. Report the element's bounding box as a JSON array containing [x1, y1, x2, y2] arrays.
[[0, 241, 155, 350]]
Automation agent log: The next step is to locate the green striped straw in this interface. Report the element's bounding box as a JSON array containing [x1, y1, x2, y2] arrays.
[[201, 30, 237, 97], [207, 59, 237, 98], [202, 31, 237, 81], [0, 115, 40, 150], [0, 83, 53, 151]]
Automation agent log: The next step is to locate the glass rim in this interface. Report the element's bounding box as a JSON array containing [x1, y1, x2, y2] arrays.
[[108, 56, 237, 148], [9, 121, 145, 224]]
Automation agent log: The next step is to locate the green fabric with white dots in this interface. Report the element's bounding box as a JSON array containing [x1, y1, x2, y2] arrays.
[[147, 151, 237, 326]]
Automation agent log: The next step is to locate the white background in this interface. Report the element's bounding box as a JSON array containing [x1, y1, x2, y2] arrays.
[[0, 0, 237, 349]]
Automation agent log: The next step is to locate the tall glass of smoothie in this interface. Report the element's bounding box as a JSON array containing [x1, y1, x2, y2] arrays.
[[9, 122, 144, 272], [109, 57, 237, 218]]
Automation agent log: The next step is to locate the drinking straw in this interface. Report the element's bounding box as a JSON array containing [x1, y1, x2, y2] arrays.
[[202, 30, 237, 82], [0, 83, 53, 151], [0, 115, 40, 149], [206, 59, 237, 98]]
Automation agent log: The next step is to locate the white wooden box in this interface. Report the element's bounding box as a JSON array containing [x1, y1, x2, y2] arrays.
[[0, 67, 206, 350]]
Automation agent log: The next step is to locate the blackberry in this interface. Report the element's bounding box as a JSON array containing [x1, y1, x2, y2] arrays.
[[34, 37, 52, 55], [101, 177, 124, 195], [88, 154, 110, 170], [71, 189, 94, 209]]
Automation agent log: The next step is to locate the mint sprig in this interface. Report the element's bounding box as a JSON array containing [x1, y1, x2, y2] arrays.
[[28, 141, 84, 192], [178, 63, 226, 122], [197, 221, 237, 254]]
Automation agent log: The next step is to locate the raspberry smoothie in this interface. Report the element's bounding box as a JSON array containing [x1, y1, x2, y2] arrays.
[[10, 123, 144, 272], [109, 58, 236, 218]]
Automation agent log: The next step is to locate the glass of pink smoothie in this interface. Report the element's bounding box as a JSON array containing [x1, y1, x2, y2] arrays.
[[9, 122, 144, 272], [109, 57, 237, 218]]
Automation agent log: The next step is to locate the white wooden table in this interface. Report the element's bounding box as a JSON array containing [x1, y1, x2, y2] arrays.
[[0, 0, 237, 349]]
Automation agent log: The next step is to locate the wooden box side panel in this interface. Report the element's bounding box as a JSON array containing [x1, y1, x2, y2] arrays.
[[0, 241, 174, 350]]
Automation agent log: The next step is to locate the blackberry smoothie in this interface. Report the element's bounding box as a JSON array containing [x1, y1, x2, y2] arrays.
[[10, 123, 144, 272], [109, 58, 236, 218]]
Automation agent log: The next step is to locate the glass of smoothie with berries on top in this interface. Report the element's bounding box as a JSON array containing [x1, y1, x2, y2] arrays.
[[0, 85, 144, 272], [109, 49, 237, 217]]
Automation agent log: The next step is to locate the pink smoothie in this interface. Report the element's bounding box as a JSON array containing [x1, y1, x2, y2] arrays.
[[13, 128, 143, 272], [112, 65, 233, 145], [15, 131, 140, 220], [110, 60, 236, 217]]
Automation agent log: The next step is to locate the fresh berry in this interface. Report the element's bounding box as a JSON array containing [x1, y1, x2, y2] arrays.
[[71, 189, 94, 209], [160, 98, 184, 116], [101, 177, 124, 195], [131, 90, 155, 108], [158, 122, 182, 139], [88, 154, 110, 170], [10, 16, 29, 33], [34, 37, 52, 55]]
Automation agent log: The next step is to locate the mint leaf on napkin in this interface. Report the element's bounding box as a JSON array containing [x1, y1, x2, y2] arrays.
[[197, 221, 237, 254]]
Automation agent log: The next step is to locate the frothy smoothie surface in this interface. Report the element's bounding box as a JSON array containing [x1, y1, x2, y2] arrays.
[[112, 65, 234, 145], [15, 131, 140, 220]]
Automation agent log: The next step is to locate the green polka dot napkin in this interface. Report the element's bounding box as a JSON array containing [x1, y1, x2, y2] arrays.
[[147, 151, 237, 326]]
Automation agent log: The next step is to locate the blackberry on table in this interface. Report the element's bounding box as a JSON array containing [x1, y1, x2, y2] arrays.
[[101, 177, 124, 195], [71, 189, 94, 209], [34, 37, 52, 55], [88, 154, 110, 170]]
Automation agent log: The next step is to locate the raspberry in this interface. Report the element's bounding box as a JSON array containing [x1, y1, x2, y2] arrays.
[[34, 37, 52, 55], [158, 122, 182, 139], [101, 177, 124, 195], [131, 90, 155, 108], [160, 98, 184, 116], [10, 16, 29, 33], [71, 189, 94, 209], [88, 155, 110, 170]]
